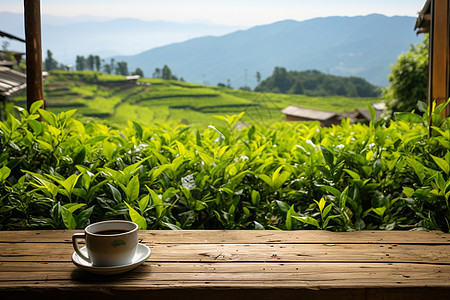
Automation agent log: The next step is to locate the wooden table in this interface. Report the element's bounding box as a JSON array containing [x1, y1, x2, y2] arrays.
[[1, 230, 450, 300]]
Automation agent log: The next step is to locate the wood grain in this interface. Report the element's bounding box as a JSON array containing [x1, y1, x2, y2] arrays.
[[1, 230, 449, 244], [1, 230, 449, 300]]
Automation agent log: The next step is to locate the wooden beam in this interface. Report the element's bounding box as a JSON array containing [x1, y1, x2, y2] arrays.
[[24, 0, 44, 112], [430, 0, 450, 117]]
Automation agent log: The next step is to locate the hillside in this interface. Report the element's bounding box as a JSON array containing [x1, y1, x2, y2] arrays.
[[10, 71, 378, 127], [117, 14, 422, 88], [255, 68, 380, 97]]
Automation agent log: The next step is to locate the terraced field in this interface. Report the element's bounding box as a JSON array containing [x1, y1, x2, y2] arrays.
[[11, 71, 379, 127]]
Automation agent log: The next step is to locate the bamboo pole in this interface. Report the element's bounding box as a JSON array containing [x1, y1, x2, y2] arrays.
[[24, 0, 44, 112]]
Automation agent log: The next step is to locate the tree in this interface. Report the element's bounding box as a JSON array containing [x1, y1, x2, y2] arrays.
[[86, 55, 95, 70], [162, 65, 172, 80], [44, 50, 59, 71], [94, 55, 101, 71], [132, 68, 144, 77], [103, 63, 111, 74], [110, 58, 115, 74], [256, 71, 261, 84], [383, 35, 428, 117], [115, 61, 129, 76], [76, 55, 85, 71], [289, 80, 304, 94], [153, 67, 161, 78]]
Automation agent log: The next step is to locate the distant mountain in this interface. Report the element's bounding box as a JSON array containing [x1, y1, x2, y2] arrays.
[[0, 12, 245, 61], [117, 14, 422, 88]]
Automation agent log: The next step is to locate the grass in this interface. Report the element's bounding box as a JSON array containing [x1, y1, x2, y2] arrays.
[[10, 71, 379, 127]]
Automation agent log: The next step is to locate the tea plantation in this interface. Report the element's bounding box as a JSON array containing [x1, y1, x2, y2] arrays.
[[10, 71, 377, 127], [1, 99, 449, 232]]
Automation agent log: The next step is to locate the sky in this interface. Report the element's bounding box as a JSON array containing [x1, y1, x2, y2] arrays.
[[2, 0, 427, 26]]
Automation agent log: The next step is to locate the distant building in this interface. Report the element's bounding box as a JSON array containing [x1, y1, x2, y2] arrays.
[[415, 0, 450, 117], [351, 103, 386, 124], [0, 66, 27, 120], [281, 105, 341, 127], [0, 31, 26, 120]]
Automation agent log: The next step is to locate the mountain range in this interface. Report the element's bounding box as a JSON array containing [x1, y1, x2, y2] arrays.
[[0, 12, 244, 58], [117, 14, 422, 88], [1, 12, 422, 88]]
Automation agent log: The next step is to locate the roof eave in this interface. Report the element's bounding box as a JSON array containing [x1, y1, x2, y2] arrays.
[[415, 0, 431, 33]]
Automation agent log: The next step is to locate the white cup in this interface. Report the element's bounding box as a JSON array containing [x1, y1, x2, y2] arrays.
[[72, 220, 138, 267]]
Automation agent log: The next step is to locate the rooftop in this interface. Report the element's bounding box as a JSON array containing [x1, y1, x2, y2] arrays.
[[0, 66, 26, 97], [281, 105, 337, 121]]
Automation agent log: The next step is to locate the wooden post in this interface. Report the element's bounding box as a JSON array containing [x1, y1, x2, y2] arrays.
[[24, 0, 44, 112], [430, 0, 450, 117]]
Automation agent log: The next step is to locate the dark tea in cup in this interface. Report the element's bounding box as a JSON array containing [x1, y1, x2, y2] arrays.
[[72, 220, 138, 267]]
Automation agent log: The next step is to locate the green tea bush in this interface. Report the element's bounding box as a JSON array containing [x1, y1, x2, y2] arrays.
[[1, 100, 449, 232]]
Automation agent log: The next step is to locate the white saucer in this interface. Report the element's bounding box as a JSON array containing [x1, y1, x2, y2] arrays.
[[72, 243, 151, 275]]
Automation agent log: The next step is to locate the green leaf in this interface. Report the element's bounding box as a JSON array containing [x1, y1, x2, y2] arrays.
[[293, 216, 320, 229], [147, 188, 163, 218], [102, 141, 116, 161], [38, 109, 57, 126], [273, 169, 291, 190], [254, 221, 265, 230], [257, 174, 274, 188], [198, 150, 214, 166], [30, 100, 44, 114], [315, 197, 326, 213], [86, 135, 107, 145], [248, 125, 256, 140], [251, 190, 260, 206], [108, 183, 122, 203], [61, 207, 77, 230], [417, 101, 428, 113], [320, 185, 341, 199], [126, 175, 140, 202], [368, 105, 376, 121], [430, 154, 450, 175], [63, 203, 86, 214], [344, 169, 361, 180], [139, 195, 150, 213], [163, 222, 182, 230], [124, 201, 147, 230], [402, 186, 415, 198], [28, 119, 43, 135], [323, 204, 333, 218], [321, 145, 334, 167], [372, 207, 386, 217], [74, 206, 94, 228], [276, 200, 290, 214], [228, 204, 235, 215], [59, 174, 81, 195], [24, 171, 59, 198], [286, 205, 293, 230], [37, 140, 53, 151], [339, 186, 349, 210], [0, 166, 11, 182], [323, 214, 339, 229], [406, 157, 425, 184], [394, 112, 423, 123], [132, 121, 143, 140], [73, 147, 86, 165]]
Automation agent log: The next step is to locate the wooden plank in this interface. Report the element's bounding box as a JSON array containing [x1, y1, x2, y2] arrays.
[[1, 242, 449, 264], [1, 230, 449, 244], [1, 230, 449, 300], [0, 262, 449, 286], [3, 286, 449, 300]]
